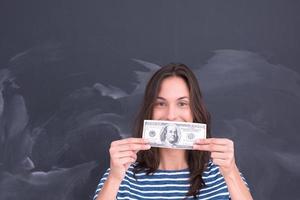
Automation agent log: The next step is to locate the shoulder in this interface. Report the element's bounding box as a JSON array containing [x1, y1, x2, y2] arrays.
[[123, 162, 147, 178], [202, 160, 225, 185], [203, 160, 220, 175], [100, 167, 111, 179], [203, 160, 249, 186], [199, 161, 230, 199]]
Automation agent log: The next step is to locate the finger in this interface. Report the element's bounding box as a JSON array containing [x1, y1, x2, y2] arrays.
[[124, 158, 137, 169], [124, 163, 131, 169], [118, 157, 136, 165], [113, 151, 136, 159], [116, 143, 151, 152], [111, 138, 149, 146], [211, 152, 227, 160], [211, 158, 230, 166], [193, 144, 227, 152], [195, 138, 232, 145]]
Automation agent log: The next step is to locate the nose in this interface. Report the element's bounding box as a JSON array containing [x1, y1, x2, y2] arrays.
[[166, 105, 177, 121]]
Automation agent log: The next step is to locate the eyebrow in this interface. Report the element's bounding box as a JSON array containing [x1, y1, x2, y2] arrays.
[[156, 96, 189, 101]]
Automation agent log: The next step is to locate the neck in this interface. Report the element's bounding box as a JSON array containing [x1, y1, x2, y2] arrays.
[[158, 148, 188, 170]]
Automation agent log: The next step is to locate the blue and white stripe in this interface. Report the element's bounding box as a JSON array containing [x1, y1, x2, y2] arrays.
[[93, 161, 245, 200]]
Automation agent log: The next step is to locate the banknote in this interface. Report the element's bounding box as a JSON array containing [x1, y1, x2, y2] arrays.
[[142, 120, 206, 149]]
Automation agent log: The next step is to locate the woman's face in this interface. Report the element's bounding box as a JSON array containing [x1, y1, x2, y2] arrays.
[[152, 76, 193, 122]]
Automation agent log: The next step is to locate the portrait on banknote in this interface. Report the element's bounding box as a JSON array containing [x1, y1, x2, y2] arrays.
[[160, 124, 181, 146]]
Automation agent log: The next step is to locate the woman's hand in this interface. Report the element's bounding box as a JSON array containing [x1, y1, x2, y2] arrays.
[[109, 137, 151, 181], [193, 138, 236, 177], [193, 138, 253, 200]]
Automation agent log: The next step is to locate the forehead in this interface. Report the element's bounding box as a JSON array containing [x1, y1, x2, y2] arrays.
[[158, 76, 190, 98]]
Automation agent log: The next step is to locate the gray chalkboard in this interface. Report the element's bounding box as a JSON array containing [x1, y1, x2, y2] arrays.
[[0, 1, 299, 199]]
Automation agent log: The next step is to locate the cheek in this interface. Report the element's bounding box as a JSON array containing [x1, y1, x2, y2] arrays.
[[152, 108, 165, 120], [182, 109, 193, 122]]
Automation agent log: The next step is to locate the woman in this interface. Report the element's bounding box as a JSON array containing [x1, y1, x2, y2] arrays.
[[93, 63, 253, 200]]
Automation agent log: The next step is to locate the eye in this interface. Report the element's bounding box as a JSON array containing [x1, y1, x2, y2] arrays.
[[178, 101, 189, 107], [155, 101, 167, 107]]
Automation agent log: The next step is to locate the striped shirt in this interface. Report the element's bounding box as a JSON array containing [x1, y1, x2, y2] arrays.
[[93, 161, 247, 200]]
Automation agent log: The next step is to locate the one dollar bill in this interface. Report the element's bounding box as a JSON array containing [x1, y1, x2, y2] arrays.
[[142, 120, 206, 149]]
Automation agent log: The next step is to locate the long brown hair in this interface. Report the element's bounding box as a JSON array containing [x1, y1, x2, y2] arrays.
[[132, 63, 211, 198]]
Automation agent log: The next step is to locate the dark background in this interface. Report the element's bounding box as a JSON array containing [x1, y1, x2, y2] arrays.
[[0, 0, 300, 199]]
